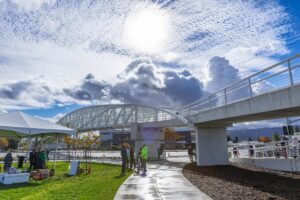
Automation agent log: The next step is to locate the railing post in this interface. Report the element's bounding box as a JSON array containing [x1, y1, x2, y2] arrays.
[[248, 77, 253, 97], [297, 140, 300, 158], [209, 95, 212, 109], [288, 60, 294, 86], [224, 88, 227, 105]]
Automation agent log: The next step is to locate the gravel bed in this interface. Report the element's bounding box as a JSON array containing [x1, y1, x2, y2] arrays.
[[183, 162, 300, 200]]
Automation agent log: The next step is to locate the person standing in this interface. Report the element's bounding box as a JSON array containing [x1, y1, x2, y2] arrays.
[[126, 145, 130, 169], [35, 149, 41, 169], [40, 150, 46, 169], [29, 149, 36, 171], [157, 146, 161, 161], [4, 152, 13, 172], [141, 144, 148, 174], [120, 144, 128, 176], [129, 145, 135, 169], [188, 145, 194, 163], [249, 145, 254, 158], [136, 147, 143, 175]]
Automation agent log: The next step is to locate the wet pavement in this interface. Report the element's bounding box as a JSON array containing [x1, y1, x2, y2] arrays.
[[113, 160, 212, 200]]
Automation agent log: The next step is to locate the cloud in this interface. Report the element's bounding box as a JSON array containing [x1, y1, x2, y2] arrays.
[[163, 70, 205, 105], [0, 73, 114, 110], [0, 0, 292, 76], [0, 40, 131, 86], [35, 112, 65, 123], [205, 56, 241, 93], [10, 0, 56, 11], [0, 77, 60, 109], [63, 73, 110, 101], [0, 0, 295, 113], [111, 57, 173, 106], [231, 119, 286, 130], [0, 109, 7, 114], [203, 57, 248, 105], [252, 80, 275, 96], [111, 57, 204, 107]]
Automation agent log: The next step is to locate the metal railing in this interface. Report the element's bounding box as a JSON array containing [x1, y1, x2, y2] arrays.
[[180, 54, 300, 116], [228, 139, 300, 159]]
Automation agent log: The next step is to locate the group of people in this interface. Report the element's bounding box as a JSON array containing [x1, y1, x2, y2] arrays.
[[29, 149, 48, 170], [120, 143, 148, 176]]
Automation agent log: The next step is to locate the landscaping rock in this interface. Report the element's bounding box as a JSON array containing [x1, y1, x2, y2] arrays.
[[183, 162, 300, 200]]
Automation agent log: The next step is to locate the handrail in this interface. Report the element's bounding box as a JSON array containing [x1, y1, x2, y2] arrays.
[[228, 138, 300, 159], [181, 53, 300, 114]]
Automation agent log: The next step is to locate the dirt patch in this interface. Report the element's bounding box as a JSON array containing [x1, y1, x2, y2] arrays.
[[183, 163, 300, 200]]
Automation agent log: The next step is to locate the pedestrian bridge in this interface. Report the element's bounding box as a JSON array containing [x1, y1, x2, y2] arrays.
[[179, 53, 300, 166], [181, 54, 300, 126], [57, 104, 187, 132], [58, 104, 188, 160], [57, 54, 300, 166]]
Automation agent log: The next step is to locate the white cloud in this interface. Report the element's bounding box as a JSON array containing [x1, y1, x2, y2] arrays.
[[0, 109, 7, 114], [252, 80, 275, 96], [0, 40, 131, 86], [10, 0, 56, 11], [0, 77, 64, 110], [35, 112, 65, 123], [232, 119, 286, 130], [0, 0, 294, 110]]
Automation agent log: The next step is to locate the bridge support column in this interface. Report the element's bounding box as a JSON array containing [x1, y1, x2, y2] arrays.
[[131, 124, 163, 160], [195, 126, 229, 166]]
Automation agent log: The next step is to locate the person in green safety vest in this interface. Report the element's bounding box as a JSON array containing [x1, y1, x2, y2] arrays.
[[141, 144, 148, 174], [40, 150, 47, 169]]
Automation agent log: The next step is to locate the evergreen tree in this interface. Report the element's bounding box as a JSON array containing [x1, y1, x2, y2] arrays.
[[272, 132, 280, 141]]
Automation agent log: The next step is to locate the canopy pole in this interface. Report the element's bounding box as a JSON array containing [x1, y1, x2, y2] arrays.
[[27, 132, 32, 171], [53, 134, 59, 170], [74, 133, 78, 160], [17, 138, 20, 157]]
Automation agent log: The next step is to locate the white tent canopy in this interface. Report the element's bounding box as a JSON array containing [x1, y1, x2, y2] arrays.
[[0, 111, 76, 138]]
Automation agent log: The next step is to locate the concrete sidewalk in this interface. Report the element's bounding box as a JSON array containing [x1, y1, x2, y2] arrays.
[[113, 160, 211, 200]]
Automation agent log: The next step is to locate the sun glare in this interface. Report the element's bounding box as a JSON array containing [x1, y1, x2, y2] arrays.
[[123, 8, 170, 54]]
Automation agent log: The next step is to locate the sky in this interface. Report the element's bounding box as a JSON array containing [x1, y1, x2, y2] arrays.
[[0, 0, 300, 127]]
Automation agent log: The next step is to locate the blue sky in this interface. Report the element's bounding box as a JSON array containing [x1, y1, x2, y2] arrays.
[[0, 0, 299, 125], [280, 0, 300, 55]]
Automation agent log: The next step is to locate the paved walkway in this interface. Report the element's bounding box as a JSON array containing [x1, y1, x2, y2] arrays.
[[113, 159, 211, 200]]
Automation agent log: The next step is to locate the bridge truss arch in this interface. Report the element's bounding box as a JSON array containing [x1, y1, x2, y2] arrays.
[[57, 104, 187, 132]]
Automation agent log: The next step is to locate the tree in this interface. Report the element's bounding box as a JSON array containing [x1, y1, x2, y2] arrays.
[[272, 132, 280, 142], [0, 138, 9, 150], [8, 139, 19, 149], [64, 136, 76, 161], [258, 136, 271, 143], [76, 132, 101, 173], [164, 128, 181, 141]]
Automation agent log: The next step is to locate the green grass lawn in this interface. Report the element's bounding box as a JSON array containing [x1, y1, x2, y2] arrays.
[[0, 162, 131, 200]]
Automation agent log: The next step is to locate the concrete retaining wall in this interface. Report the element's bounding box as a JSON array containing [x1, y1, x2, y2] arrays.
[[230, 157, 300, 172]]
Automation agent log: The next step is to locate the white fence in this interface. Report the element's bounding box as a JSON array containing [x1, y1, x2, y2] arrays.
[[228, 139, 300, 159]]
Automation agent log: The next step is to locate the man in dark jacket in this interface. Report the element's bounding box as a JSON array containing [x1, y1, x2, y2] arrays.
[[29, 149, 36, 170], [120, 143, 127, 176], [4, 152, 13, 172]]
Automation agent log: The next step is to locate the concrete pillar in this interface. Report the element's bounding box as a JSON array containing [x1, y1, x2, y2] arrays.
[[195, 126, 229, 166], [131, 124, 164, 160]]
